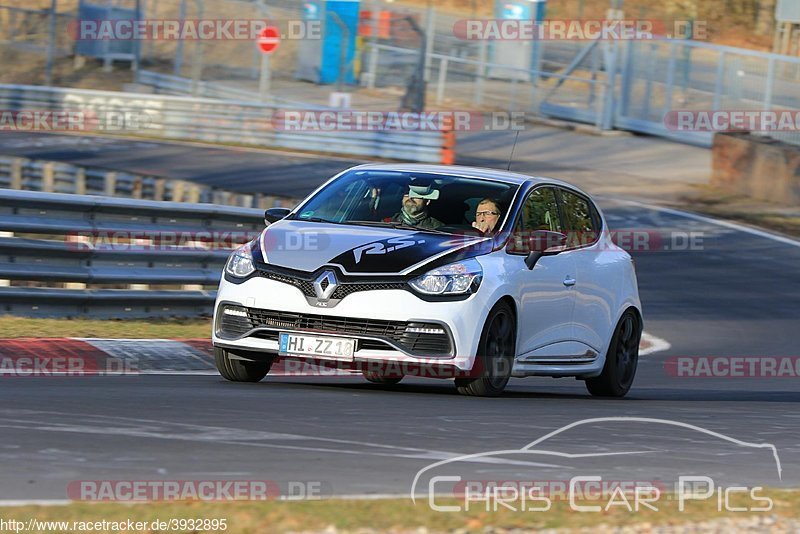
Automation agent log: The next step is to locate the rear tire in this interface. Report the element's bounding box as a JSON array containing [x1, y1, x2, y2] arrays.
[[362, 370, 403, 385], [585, 310, 641, 398], [455, 301, 516, 397], [215, 347, 272, 382]]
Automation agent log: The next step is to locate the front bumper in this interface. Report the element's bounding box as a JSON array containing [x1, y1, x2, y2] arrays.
[[212, 275, 490, 371]]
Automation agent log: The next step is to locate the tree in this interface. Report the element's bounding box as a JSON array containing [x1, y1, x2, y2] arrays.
[[755, 0, 776, 36]]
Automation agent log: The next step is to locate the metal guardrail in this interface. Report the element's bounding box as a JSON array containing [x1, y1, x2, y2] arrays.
[[0, 84, 455, 164], [0, 155, 292, 209], [0, 189, 265, 318]]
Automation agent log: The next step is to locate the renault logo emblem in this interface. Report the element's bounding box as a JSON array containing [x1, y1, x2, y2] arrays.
[[313, 270, 338, 300]]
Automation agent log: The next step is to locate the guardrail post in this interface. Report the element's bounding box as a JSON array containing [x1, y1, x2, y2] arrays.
[[75, 167, 87, 195], [764, 56, 776, 111], [153, 178, 166, 201], [712, 51, 725, 110], [0, 231, 11, 287], [187, 185, 201, 203], [10, 158, 23, 190], [132, 176, 143, 199], [64, 234, 88, 290], [367, 44, 379, 90], [104, 171, 117, 196], [41, 162, 55, 192], [436, 57, 448, 105], [129, 235, 152, 291], [474, 39, 488, 106], [172, 181, 185, 202]]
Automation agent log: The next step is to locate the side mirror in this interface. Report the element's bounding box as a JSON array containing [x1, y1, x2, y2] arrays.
[[264, 207, 291, 225], [524, 230, 568, 270]]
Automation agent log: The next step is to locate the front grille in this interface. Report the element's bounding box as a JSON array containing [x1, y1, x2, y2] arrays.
[[331, 282, 407, 299], [217, 305, 452, 356], [247, 308, 408, 337], [258, 269, 406, 300]]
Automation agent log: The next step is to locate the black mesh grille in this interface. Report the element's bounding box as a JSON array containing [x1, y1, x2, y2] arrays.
[[331, 282, 407, 299], [258, 269, 406, 300], [243, 307, 452, 356]]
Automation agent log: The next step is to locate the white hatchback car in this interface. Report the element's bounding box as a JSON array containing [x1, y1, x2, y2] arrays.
[[213, 164, 642, 397]]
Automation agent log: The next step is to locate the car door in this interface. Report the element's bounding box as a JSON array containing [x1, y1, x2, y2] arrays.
[[558, 187, 615, 354], [507, 186, 578, 360]]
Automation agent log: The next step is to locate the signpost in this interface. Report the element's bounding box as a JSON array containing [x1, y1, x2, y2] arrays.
[[257, 26, 281, 101]]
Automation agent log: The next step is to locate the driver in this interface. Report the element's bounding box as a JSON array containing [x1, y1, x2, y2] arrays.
[[389, 185, 444, 230]]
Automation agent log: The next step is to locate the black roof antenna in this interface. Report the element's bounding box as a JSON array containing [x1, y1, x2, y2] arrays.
[[507, 130, 520, 172]]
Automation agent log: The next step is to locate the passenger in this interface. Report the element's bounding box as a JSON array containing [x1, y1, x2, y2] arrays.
[[471, 198, 503, 235], [390, 185, 444, 230]]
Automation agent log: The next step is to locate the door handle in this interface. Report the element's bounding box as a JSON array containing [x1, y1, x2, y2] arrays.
[[563, 276, 576, 287]]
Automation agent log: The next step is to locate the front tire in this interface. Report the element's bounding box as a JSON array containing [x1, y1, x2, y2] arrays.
[[215, 347, 272, 382], [585, 310, 641, 398], [455, 301, 516, 397]]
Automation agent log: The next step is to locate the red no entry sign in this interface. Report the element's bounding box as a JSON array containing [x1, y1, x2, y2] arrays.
[[258, 26, 281, 54]]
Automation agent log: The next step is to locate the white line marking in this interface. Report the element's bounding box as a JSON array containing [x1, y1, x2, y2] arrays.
[[605, 197, 800, 248], [0, 410, 562, 469], [640, 331, 671, 356], [0, 500, 71, 507], [0, 495, 419, 506]]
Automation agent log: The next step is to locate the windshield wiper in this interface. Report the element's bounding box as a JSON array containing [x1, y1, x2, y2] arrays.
[[343, 220, 451, 235], [294, 216, 338, 224]]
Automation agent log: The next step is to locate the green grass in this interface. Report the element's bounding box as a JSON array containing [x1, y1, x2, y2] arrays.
[[0, 316, 212, 339], [2, 491, 799, 533]]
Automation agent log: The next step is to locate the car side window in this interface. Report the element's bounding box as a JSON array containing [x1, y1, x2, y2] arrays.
[[559, 188, 600, 247], [508, 187, 563, 253], [517, 187, 563, 232]]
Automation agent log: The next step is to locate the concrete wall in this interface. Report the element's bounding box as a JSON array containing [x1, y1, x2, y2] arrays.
[[712, 132, 800, 204]]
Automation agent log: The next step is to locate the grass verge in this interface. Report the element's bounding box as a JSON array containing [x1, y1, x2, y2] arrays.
[[0, 316, 211, 339], [1, 491, 798, 533], [672, 185, 800, 239]]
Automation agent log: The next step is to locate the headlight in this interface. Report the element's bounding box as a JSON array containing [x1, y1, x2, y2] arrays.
[[409, 258, 483, 296], [225, 243, 255, 278]]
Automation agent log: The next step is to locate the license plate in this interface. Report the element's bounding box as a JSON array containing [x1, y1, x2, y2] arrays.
[[278, 333, 356, 361]]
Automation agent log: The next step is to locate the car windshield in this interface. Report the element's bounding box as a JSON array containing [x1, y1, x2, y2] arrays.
[[292, 170, 519, 234]]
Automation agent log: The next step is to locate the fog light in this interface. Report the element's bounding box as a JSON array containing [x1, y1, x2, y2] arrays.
[[223, 307, 248, 317], [406, 326, 445, 335]]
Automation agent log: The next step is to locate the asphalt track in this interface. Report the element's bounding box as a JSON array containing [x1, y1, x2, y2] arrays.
[[2, 198, 799, 501]]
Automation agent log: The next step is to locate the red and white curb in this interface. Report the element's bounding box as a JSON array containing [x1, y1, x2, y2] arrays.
[[0, 333, 670, 376]]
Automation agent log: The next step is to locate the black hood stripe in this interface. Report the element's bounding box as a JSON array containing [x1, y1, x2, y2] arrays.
[[327, 233, 491, 275]]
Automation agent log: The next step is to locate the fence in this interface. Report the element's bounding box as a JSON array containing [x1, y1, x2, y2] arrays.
[[6, 1, 800, 150], [0, 84, 455, 163], [0, 188, 265, 318], [367, 36, 800, 148]]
